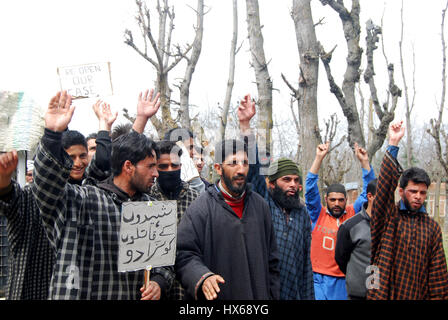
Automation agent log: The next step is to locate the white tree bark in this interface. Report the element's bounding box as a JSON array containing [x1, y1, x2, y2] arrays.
[[179, 0, 205, 129], [245, 0, 273, 154], [220, 0, 238, 141]]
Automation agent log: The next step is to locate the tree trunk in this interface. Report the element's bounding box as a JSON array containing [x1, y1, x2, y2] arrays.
[[291, 0, 322, 180], [156, 71, 175, 136], [434, 177, 442, 227], [179, 0, 204, 129], [319, 0, 365, 149], [220, 0, 238, 141], [245, 0, 273, 155], [400, 0, 414, 168]]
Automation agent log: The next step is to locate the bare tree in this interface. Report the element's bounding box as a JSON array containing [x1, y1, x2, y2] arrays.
[[282, 0, 322, 181], [318, 0, 364, 150], [399, 0, 417, 168], [124, 0, 197, 135], [319, 0, 401, 160], [220, 0, 240, 141], [363, 19, 401, 160], [245, 0, 273, 155], [428, 0, 448, 227], [177, 0, 205, 129], [311, 113, 351, 203]]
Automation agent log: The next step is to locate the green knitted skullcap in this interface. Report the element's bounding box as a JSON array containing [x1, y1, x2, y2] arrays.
[[268, 157, 301, 182]]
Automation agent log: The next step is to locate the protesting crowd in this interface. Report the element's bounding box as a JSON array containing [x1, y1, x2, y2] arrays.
[[0, 89, 447, 301]]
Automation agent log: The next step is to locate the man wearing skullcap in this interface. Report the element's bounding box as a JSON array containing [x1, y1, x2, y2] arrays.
[[239, 94, 314, 300], [305, 141, 376, 300]]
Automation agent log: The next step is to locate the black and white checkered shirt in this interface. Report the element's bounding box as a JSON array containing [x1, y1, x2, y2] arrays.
[[31, 131, 174, 300], [0, 182, 55, 300], [149, 181, 199, 300]]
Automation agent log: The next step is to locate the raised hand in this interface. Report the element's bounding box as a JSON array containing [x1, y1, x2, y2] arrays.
[[93, 100, 118, 131], [44, 91, 75, 132], [0, 150, 18, 188], [238, 94, 256, 134], [136, 89, 161, 120], [354, 142, 370, 170], [202, 274, 225, 300], [316, 141, 330, 159], [388, 120, 405, 146], [238, 94, 256, 123]]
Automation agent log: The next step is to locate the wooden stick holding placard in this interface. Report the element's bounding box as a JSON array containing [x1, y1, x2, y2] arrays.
[[144, 265, 152, 290]]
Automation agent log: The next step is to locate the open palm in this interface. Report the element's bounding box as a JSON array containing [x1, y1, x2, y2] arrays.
[[45, 91, 75, 132], [137, 89, 161, 119], [237, 94, 256, 123]]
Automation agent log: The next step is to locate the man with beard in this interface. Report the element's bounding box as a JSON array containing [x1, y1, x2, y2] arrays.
[[237, 94, 314, 300], [149, 140, 199, 300], [31, 91, 174, 300], [175, 138, 280, 300], [305, 141, 375, 300], [368, 121, 448, 300]]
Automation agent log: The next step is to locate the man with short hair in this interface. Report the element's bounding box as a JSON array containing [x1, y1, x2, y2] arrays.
[[31, 91, 173, 300], [175, 138, 280, 300], [193, 145, 211, 188], [305, 140, 375, 300], [335, 179, 377, 300], [0, 100, 116, 300], [368, 121, 448, 300], [239, 94, 314, 300], [86, 132, 97, 163], [150, 140, 199, 300]]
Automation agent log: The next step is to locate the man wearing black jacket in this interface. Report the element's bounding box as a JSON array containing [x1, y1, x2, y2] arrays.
[[335, 179, 377, 300], [175, 139, 280, 300]]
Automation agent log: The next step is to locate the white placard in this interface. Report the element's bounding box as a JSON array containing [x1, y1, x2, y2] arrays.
[[57, 62, 113, 99], [118, 200, 177, 272], [176, 141, 200, 182]]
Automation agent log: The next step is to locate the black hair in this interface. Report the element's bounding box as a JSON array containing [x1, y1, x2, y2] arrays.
[[214, 139, 248, 164], [111, 123, 133, 141], [326, 183, 347, 197], [61, 130, 87, 150], [111, 131, 158, 176], [156, 140, 183, 159], [367, 178, 378, 196], [86, 132, 98, 142], [399, 167, 431, 189], [163, 127, 194, 142]]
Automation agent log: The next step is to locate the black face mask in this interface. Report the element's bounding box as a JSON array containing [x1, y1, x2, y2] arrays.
[[157, 169, 182, 198]]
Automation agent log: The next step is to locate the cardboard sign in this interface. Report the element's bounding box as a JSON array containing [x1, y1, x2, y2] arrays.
[[57, 62, 113, 99], [118, 200, 177, 272]]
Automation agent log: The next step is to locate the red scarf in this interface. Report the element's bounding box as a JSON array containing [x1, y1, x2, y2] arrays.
[[218, 182, 246, 219]]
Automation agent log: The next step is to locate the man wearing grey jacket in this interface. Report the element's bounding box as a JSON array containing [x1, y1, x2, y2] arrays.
[[335, 179, 377, 300]]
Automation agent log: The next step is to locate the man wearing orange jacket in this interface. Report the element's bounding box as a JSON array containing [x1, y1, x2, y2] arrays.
[[305, 141, 375, 300]]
